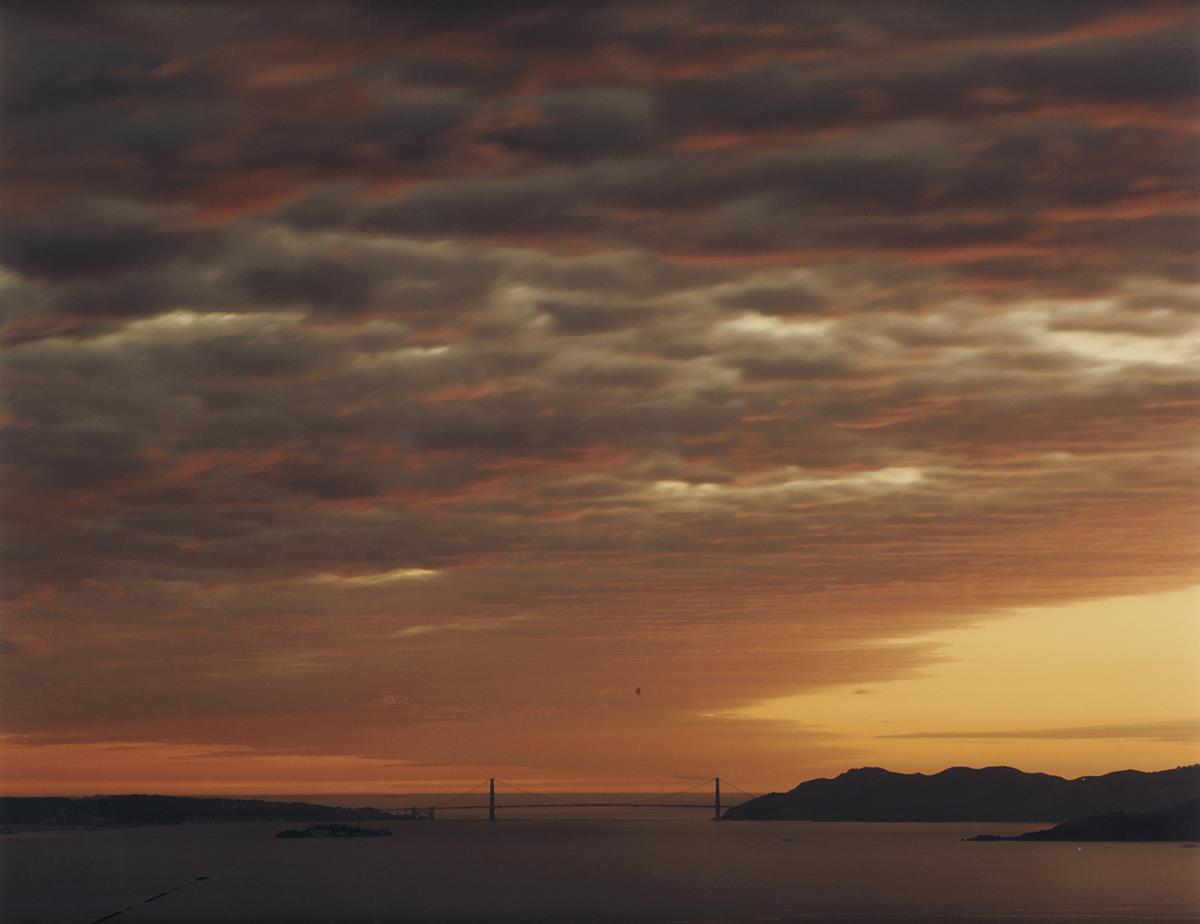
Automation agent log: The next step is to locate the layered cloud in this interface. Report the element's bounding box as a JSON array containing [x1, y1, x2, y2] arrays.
[[2, 1, 1197, 787]]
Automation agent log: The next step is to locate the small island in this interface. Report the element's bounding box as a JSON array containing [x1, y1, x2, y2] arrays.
[[969, 798, 1200, 842], [277, 824, 392, 839]]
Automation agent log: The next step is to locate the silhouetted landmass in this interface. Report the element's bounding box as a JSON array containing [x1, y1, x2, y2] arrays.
[[0, 794, 392, 832], [969, 798, 1200, 841], [723, 765, 1200, 822]]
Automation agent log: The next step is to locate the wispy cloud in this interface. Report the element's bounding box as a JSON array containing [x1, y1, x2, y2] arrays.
[[881, 720, 1200, 743], [390, 613, 539, 640], [312, 568, 440, 587]]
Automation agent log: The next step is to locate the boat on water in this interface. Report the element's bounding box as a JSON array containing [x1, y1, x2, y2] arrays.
[[276, 824, 392, 838]]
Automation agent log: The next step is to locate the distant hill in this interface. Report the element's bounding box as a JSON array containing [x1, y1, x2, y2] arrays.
[[723, 765, 1200, 822], [970, 798, 1200, 842], [0, 794, 392, 831]]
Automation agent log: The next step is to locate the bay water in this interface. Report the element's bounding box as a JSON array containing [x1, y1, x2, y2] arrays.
[[3, 794, 1197, 923]]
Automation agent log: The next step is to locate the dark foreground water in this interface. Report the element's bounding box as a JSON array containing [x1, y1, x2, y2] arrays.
[[3, 798, 1198, 923]]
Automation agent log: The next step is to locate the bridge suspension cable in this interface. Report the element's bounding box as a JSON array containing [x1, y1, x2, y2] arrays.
[[433, 779, 489, 809], [717, 778, 757, 799], [492, 778, 569, 804], [652, 776, 717, 802]]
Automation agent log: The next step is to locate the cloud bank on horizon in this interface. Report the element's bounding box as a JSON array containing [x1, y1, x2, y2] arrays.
[[2, 1, 1197, 786]]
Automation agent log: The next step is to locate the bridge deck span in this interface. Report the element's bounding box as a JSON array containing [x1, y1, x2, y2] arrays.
[[426, 802, 717, 811], [396, 777, 755, 821]]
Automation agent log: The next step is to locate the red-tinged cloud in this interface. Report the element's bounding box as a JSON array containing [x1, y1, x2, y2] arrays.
[[1, 1, 1198, 787]]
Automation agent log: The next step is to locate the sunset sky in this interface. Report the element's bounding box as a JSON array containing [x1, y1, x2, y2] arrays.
[[2, 1, 1198, 796]]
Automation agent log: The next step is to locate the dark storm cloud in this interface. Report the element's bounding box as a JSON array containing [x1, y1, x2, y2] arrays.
[[265, 459, 385, 501], [719, 284, 827, 316], [2, 28, 208, 119], [239, 259, 375, 314], [2, 216, 208, 282], [902, 0, 1140, 36], [540, 301, 650, 335], [1, 1, 1198, 779], [44, 274, 205, 324], [149, 329, 330, 381], [488, 89, 658, 162], [4, 422, 153, 491], [658, 19, 1200, 136], [350, 146, 936, 247], [690, 0, 1138, 39], [362, 173, 589, 237], [1000, 24, 1200, 103], [734, 355, 855, 382], [363, 94, 478, 159], [658, 65, 860, 135], [349, 114, 1196, 260], [370, 0, 554, 34]]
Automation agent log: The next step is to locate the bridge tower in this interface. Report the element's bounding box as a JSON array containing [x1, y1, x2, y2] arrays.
[[713, 777, 721, 821], [488, 778, 496, 822]]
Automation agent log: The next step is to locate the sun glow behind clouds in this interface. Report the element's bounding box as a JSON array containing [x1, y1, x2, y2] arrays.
[[727, 586, 1200, 779]]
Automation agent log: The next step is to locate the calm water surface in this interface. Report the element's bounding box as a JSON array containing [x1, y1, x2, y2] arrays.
[[3, 796, 1198, 923]]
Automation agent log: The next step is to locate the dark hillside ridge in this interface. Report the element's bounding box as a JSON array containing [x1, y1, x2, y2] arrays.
[[724, 765, 1200, 822], [970, 798, 1200, 842], [0, 794, 392, 830]]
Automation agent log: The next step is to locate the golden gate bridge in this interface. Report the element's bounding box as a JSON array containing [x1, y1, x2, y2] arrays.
[[387, 776, 755, 822]]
